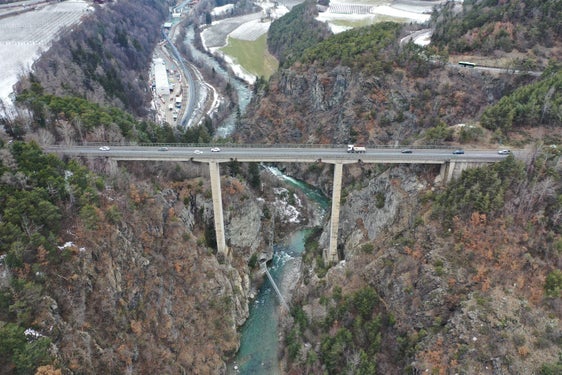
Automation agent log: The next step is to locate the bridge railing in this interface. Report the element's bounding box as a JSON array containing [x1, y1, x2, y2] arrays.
[[53, 142, 460, 150]]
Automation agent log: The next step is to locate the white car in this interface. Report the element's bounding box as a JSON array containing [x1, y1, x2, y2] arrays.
[[210, 147, 221, 152], [193, 150, 203, 154], [497, 149, 511, 155], [99, 146, 110, 151]]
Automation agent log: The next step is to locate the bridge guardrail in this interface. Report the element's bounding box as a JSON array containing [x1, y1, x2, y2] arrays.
[[54, 142, 466, 150]]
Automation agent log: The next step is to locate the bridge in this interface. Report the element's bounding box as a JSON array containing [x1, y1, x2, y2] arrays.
[[47, 144, 512, 264]]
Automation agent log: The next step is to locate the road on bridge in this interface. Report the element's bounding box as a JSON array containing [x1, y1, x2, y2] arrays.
[[46, 145, 518, 164]]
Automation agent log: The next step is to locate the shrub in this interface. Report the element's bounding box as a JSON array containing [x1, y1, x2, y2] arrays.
[[545, 270, 562, 298], [248, 253, 258, 269], [360, 243, 375, 254]]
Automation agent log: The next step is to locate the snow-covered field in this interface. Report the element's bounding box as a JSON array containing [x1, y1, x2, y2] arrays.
[[229, 19, 273, 41], [0, 0, 89, 109], [317, 0, 442, 33]]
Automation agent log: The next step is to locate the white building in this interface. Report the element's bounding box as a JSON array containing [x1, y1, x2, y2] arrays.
[[153, 58, 170, 98]]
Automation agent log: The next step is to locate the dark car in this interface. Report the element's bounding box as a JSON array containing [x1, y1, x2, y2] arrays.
[[452, 149, 465, 155], [401, 149, 413, 154]]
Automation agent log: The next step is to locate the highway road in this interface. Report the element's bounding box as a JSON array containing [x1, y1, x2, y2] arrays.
[[46, 145, 517, 165], [454, 63, 542, 77], [162, 28, 198, 128]]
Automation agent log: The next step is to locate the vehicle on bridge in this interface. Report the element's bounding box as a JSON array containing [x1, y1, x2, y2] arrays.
[[452, 149, 465, 155], [401, 149, 413, 154], [498, 149, 511, 155], [347, 144, 366, 153]]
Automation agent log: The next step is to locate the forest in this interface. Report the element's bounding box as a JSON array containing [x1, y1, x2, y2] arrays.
[[300, 22, 401, 74], [480, 66, 562, 133], [15, 0, 169, 117], [0, 142, 102, 373], [266, 0, 330, 68], [5, 79, 215, 145], [431, 0, 562, 55]]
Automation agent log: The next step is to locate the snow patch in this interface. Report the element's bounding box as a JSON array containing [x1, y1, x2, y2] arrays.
[[24, 328, 43, 339], [273, 187, 302, 223], [57, 241, 85, 252], [213, 48, 257, 84], [211, 4, 235, 16], [58, 241, 74, 250]]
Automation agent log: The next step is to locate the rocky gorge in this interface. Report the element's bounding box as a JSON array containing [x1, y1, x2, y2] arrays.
[[1, 0, 561, 373]]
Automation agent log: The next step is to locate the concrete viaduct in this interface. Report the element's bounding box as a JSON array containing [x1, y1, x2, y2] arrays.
[[49, 144, 509, 264]]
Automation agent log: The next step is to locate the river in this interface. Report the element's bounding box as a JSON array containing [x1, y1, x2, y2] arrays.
[[182, 26, 252, 138], [182, 19, 331, 375], [229, 168, 330, 374]]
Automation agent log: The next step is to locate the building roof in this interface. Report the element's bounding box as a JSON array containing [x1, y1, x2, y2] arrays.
[[153, 58, 169, 97]]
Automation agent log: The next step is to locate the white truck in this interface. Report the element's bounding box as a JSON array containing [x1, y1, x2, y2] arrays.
[[347, 144, 366, 153]]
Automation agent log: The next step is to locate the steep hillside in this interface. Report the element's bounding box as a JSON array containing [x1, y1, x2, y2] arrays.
[[0, 137, 328, 373], [279, 153, 562, 374], [237, 2, 559, 148], [14, 0, 168, 117], [431, 0, 562, 68], [267, 0, 331, 68], [5, 81, 214, 145], [480, 66, 562, 135], [236, 31, 533, 146]]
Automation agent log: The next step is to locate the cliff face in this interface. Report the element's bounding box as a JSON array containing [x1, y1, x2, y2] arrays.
[[330, 165, 430, 253], [281, 160, 562, 374], [236, 64, 533, 146]]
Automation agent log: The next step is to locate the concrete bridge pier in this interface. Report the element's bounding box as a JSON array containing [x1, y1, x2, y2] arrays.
[[324, 162, 343, 265], [439, 162, 448, 183], [208, 161, 228, 259], [441, 160, 456, 184]]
